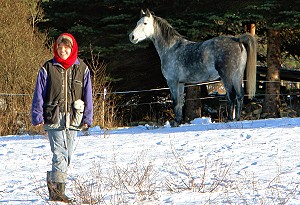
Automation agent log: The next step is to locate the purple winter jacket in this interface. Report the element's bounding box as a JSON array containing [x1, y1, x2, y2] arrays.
[[31, 58, 93, 127]]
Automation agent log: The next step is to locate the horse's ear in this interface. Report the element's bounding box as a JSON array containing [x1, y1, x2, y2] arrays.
[[145, 8, 152, 17], [140, 9, 146, 17], [140, 8, 152, 18]]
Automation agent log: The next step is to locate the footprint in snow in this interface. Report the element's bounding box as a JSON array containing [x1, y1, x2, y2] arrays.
[[156, 141, 162, 145], [240, 133, 251, 139], [34, 145, 46, 149], [251, 162, 257, 165], [242, 166, 249, 170]]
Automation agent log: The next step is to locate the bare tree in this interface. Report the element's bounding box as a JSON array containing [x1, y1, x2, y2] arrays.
[[87, 47, 118, 128]]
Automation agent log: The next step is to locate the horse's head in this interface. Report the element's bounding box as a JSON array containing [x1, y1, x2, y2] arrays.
[[129, 9, 155, 44]]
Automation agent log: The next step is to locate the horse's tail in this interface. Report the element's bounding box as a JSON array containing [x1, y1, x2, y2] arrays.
[[239, 33, 257, 99]]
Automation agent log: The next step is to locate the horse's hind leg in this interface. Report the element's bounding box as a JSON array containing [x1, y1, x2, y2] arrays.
[[226, 88, 244, 121], [235, 95, 243, 121], [226, 89, 236, 121], [234, 84, 244, 121]]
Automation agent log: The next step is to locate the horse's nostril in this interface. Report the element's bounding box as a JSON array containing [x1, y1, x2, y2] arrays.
[[129, 34, 135, 43]]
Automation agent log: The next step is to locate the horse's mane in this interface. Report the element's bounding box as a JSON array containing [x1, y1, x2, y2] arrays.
[[153, 15, 183, 46]]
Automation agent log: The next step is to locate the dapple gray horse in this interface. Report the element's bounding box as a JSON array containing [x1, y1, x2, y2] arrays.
[[129, 9, 257, 126]]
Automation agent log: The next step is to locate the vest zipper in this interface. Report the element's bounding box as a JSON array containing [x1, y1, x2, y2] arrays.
[[64, 69, 69, 129]]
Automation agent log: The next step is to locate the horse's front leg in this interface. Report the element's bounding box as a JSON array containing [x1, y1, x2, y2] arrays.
[[168, 81, 185, 126]]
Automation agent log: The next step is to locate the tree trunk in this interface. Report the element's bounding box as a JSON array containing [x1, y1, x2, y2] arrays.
[[243, 23, 255, 35], [263, 29, 281, 116], [249, 23, 255, 36], [184, 85, 208, 122]]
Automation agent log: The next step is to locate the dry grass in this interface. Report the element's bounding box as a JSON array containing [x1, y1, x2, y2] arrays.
[[69, 151, 160, 204], [0, 0, 51, 136]]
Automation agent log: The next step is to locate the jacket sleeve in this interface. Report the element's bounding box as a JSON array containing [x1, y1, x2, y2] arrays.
[[82, 67, 93, 127], [31, 67, 47, 126]]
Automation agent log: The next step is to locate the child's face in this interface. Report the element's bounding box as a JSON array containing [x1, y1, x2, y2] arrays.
[[57, 42, 72, 60]]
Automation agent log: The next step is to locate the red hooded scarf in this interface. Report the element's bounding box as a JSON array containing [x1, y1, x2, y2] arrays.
[[53, 33, 78, 69]]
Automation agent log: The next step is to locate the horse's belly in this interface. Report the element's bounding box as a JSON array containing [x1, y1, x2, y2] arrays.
[[162, 58, 220, 83], [179, 65, 219, 83], [206, 67, 220, 81], [184, 74, 218, 83]]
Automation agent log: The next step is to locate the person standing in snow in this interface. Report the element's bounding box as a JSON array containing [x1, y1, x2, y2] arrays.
[[31, 33, 93, 202]]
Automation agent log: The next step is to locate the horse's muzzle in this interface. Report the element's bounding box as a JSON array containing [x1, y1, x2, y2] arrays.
[[129, 33, 138, 44]]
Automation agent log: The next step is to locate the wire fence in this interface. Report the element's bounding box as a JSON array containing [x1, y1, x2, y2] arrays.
[[98, 79, 300, 107], [0, 78, 299, 135], [1, 79, 300, 108]]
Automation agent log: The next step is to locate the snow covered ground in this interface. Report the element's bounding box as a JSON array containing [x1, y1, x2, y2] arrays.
[[0, 117, 299, 204]]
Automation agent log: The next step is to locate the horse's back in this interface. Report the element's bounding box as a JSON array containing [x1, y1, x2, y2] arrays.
[[207, 36, 247, 73], [175, 40, 220, 83], [196, 36, 246, 80], [162, 35, 247, 84], [209, 36, 243, 56]]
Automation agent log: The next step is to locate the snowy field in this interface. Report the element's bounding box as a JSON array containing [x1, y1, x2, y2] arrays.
[[0, 117, 300, 204]]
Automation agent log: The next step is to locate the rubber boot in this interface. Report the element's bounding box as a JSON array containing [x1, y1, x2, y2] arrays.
[[56, 182, 73, 203], [47, 171, 74, 203]]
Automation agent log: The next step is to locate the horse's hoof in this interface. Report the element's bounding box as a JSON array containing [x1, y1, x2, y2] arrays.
[[225, 117, 233, 123], [225, 118, 239, 122], [170, 120, 180, 127]]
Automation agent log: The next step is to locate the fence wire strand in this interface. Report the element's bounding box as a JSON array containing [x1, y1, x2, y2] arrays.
[[1, 79, 300, 107]]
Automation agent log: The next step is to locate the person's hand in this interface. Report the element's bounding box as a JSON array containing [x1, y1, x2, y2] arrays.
[[35, 122, 44, 127], [82, 124, 89, 131]]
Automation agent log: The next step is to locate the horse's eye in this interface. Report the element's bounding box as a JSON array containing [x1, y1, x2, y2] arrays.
[[144, 22, 147, 25]]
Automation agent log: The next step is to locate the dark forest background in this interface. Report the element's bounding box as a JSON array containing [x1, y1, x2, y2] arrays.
[[38, 0, 300, 91]]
